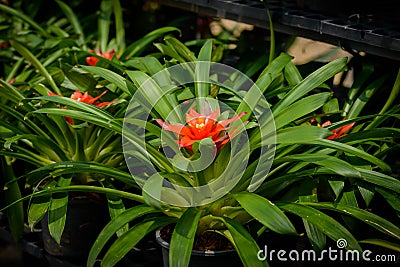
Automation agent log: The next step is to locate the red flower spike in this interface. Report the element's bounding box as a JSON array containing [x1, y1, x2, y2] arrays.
[[156, 108, 246, 151], [326, 122, 355, 140], [314, 120, 355, 140], [47, 90, 116, 123], [85, 49, 115, 66], [69, 90, 115, 108]]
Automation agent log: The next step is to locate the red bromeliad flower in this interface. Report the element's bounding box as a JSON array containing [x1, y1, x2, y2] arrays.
[[47, 90, 116, 123], [156, 108, 246, 151], [85, 49, 115, 66], [312, 119, 355, 140], [69, 90, 116, 107], [48, 90, 115, 108], [0, 42, 9, 48]]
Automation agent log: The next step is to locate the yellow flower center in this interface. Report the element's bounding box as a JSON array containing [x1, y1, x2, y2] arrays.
[[195, 118, 205, 129]]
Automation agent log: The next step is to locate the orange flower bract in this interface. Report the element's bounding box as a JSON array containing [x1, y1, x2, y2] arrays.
[[312, 119, 355, 140], [47, 90, 116, 124], [85, 49, 115, 66], [156, 108, 246, 151]]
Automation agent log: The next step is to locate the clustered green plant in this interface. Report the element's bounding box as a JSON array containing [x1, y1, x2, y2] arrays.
[[1, 1, 399, 267], [0, 0, 179, 244]]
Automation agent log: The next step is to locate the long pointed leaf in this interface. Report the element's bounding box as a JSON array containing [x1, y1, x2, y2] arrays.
[[80, 66, 132, 96], [219, 217, 268, 267], [170, 208, 202, 267], [233, 192, 297, 235], [47, 176, 71, 244], [122, 27, 181, 60], [1, 156, 24, 241], [10, 40, 61, 94], [279, 203, 362, 251], [112, 0, 125, 54], [0, 4, 48, 36], [102, 217, 176, 266], [55, 0, 86, 49], [305, 203, 400, 240], [87, 205, 160, 267], [273, 57, 347, 114]]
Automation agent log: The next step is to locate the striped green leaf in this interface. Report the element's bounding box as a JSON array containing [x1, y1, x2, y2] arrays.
[[170, 208, 202, 267], [279, 203, 362, 251], [87, 205, 160, 267], [220, 217, 268, 267], [233, 192, 297, 235], [102, 217, 177, 266]]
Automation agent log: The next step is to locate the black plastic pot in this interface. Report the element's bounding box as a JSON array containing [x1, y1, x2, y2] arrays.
[[155, 228, 242, 267], [41, 197, 108, 263]]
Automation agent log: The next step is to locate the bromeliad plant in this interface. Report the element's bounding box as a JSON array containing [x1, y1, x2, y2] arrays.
[[0, 0, 180, 244], [19, 37, 400, 266], [0, 75, 131, 244]]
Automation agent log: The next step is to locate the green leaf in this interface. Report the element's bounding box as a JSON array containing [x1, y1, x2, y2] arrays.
[[112, 0, 125, 55], [154, 43, 186, 63], [357, 182, 375, 207], [55, 0, 85, 49], [1, 185, 144, 213], [233, 192, 297, 235], [273, 57, 347, 114], [343, 62, 374, 116], [170, 208, 202, 267], [275, 125, 332, 144], [237, 53, 293, 121], [346, 75, 388, 119], [303, 220, 326, 252], [0, 79, 25, 102], [376, 188, 400, 213], [99, 0, 112, 53], [1, 156, 24, 241], [279, 203, 362, 251], [61, 63, 97, 92], [198, 39, 213, 62], [34, 95, 115, 121], [359, 239, 400, 252], [122, 26, 181, 60], [273, 154, 361, 178], [47, 176, 71, 244], [305, 203, 400, 240], [323, 98, 340, 114], [299, 191, 326, 252], [10, 40, 61, 94], [367, 68, 400, 130], [102, 217, 176, 267], [142, 173, 164, 209], [0, 4, 48, 37], [124, 57, 166, 78], [80, 66, 133, 96], [87, 205, 160, 267], [338, 189, 358, 207], [274, 92, 331, 129], [126, 70, 181, 121], [219, 217, 268, 267], [103, 181, 128, 237], [22, 161, 137, 188], [311, 139, 391, 173], [195, 40, 213, 100], [165, 36, 197, 62], [284, 61, 302, 85], [328, 179, 345, 199], [28, 195, 51, 230]]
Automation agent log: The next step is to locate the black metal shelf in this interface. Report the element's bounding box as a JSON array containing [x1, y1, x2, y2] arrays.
[[159, 0, 400, 60]]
